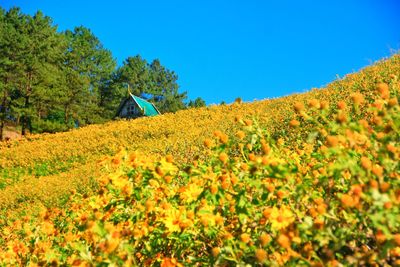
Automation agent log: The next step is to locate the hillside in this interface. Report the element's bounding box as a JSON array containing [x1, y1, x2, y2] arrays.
[[1, 54, 399, 208], [0, 53, 399, 265]]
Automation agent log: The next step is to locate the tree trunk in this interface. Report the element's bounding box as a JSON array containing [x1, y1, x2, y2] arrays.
[[0, 120, 4, 141], [0, 78, 9, 141], [22, 73, 32, 136], [21, 117, 26, 136], [0, 106, 4, 141], [64, 105, 69, 125], [21, 95, 30, 136]]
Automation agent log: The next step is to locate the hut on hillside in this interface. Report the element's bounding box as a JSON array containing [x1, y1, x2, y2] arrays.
[[116, 93, 160, 119]]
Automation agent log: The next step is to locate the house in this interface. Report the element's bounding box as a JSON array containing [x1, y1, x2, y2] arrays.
[[116, 93, 161, 119]]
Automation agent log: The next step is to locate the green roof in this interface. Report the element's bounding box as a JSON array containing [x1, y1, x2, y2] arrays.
[[131, 95, 160, 116]]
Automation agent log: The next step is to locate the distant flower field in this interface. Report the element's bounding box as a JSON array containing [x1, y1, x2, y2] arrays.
[[0, 54, 399, 266]]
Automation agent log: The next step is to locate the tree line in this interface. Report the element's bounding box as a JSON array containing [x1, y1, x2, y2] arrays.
[[0, 7, 206, 140]]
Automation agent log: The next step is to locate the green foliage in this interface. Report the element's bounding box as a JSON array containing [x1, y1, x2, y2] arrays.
[[63, 26, 116, 125], [0, 7, 198, 139], [114, 56, 188, 114], [188, 97, 207, 108]]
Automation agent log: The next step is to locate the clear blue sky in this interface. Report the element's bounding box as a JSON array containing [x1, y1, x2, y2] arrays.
[[2, 0, 400, 104]]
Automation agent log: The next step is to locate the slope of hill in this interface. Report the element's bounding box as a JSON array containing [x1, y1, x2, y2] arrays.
[[1, 54, 399, 206], [0, 53, 399, 265]]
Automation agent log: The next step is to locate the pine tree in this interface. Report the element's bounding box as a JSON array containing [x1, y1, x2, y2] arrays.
[[63, 26, 116, 125], [10, 10, 65, 135]]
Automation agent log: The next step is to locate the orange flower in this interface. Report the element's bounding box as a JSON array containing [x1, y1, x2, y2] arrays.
[[294, 102, 304, 112], [393, 234, 400, 246], [376, 83, 390, 99], [165, 155, 174, 163], [204, 138, 213, 148], [112, 157, 121, 166], [372, 164, 383, 177], [262, 207, 273, 219], [164, 175, 172, 183], [308, 99, 320, 108], [210, 184, 218, 195], [240, 233, 251, 243], [214, 130, 222, 137], [289, 119, 300, 127], [341, 194, 355, 208], [267, 184, 275, 193], [336, 112, 348, 124], [370, 180, 379, 189], [262, 143, 271, 155], [259, 233, 271, 246], [240, 163, 248, 171], [313, 218, 324, 229], [337, 101, 347, 110], [384, 201, 392, 209], [380, 182, 390, 192], [230, 174, 238, 185], [161, 257, 183, 267], [277, 234, 291, 249], [317, 203, 327, 215], [248, 153, 256, 161], [351, 92, 364, 105], [236, 130, 246, 140], [326, 136, 339, 147], [211, 247, 220, 257], [376, 230, 386, 243], [351, 184, 363, 196], [388, 97, 398, 107], [320, 100, 329, 110], [219, 133, 229, 144], [262, 156, 269, 165], [255, 249, 267, 263], [386, 144, 397, 153], [361, 156, 372, 170], [277, 190, 285, 199], [219, 152, 229, 163], [359, 119, 369, 129], [244, 119, 253, 126]]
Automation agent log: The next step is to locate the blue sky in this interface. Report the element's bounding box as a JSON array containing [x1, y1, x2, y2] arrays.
[[2, 1, 400, 104]]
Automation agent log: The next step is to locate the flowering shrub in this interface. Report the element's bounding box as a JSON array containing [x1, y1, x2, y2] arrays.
[[0, 78, 399, 265]]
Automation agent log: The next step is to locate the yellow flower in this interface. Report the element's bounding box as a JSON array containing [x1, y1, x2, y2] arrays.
[[180, 183, 203, 203], [268, 206, 295, 230], [154, 159, 179, 177], [162, 208, 182, 233]]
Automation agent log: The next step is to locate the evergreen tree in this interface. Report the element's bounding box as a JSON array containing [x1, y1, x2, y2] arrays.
[[187, 97, 206, 108], [148, 59, 187, 113], [9, 10, 65, 135], [0, 8, 16, 140], [63, 26, 116, 125], [114, 56, 187, 114], [0, 7, 203, 137], [115, 55, 150, 96]]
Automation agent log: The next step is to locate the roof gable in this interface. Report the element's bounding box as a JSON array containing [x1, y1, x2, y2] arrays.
[[116, 94, 160, 118], [131, 95, 160, 116]]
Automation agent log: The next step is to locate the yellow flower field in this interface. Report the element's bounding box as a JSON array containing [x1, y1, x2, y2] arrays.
[[0, 54, 399, 266]]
